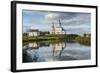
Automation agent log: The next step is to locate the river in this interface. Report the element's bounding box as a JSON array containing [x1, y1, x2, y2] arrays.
[[23, 42, 91, 63]]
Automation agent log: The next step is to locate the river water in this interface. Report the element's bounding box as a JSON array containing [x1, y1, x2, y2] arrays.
[[23, 42, 91, 63]]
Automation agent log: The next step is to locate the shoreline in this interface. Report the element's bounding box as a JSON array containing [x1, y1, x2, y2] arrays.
[[23, 35, 91, 46]]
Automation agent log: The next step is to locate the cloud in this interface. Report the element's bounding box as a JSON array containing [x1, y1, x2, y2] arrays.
[[45, 12, 76, 20], [43, 12, 91, 34], [23, 10, 46, 15], [43, 12, 91, 26], [44, 12, 77, 24], [23, 10, 91, 34]]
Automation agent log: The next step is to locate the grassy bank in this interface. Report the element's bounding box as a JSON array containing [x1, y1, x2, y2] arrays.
[[75, 37, 91, 46], [23, 34, 67, 42], [23, 34, 91, 46]]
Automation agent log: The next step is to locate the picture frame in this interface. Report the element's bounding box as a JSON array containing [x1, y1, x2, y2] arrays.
[[11, 1, 98, 72]]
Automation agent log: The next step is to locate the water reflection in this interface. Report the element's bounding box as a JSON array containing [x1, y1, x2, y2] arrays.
[[23, 42, 91, 63]]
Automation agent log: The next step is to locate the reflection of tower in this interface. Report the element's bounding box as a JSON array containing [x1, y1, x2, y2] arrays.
[[51, 43, 66, 57]]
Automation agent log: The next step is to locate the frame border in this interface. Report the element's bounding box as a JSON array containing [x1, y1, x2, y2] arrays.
[[11, 1, 98, 72]]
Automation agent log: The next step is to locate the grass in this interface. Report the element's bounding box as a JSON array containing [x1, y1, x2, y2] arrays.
[[23, 34, 91, 46], [75, 36, 91, 46]]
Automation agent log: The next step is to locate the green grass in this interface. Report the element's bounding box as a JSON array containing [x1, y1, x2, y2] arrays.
[[75, 36, 91, 46], [23, 34, 91, 46]]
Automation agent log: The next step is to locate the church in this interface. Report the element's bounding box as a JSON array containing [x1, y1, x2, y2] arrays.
[[50, 20, 66, 35]]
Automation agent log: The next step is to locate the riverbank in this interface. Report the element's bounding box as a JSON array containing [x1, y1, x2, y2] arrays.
[[23, 34, 91, 46]]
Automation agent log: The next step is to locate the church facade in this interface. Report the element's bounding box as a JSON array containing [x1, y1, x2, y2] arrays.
[[50, 20, 66, 35]]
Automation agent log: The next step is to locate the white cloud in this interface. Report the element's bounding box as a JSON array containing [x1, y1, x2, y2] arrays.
[[43, 12, 91, 26], [45, 12, 76, 19], [43, 12, 91, 34], [23, 10, 91, 34]]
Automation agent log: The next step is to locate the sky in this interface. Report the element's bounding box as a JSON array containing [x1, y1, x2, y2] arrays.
[[23, 10, 91, 35]]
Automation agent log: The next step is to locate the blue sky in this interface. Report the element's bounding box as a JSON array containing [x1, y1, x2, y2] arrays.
[[23, 10, 91, 35], [23, 10, 50, 31]]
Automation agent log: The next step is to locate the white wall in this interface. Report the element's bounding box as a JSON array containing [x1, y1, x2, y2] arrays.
[[0, 0, 99, 73]]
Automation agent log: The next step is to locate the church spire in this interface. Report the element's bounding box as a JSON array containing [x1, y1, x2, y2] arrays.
[[52, 22, 55, 34], [59, 19, 62, 27]]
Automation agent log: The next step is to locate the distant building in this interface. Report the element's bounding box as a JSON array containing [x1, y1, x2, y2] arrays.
[[28, 29, 39, 36], [23, 32, 28, 36], [50, 20, 66, 34], [83, 33, 91, 37], [67, 34, 79, 37], [40, 31, 49, 36]]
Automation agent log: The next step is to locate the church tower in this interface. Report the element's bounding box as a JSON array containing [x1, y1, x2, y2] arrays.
[[50, 19, 66, 34]]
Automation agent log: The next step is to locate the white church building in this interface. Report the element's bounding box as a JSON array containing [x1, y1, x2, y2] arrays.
[[28, 29, 39, 36], [50, 20, 66, 34], [27, 20, 65, 36]]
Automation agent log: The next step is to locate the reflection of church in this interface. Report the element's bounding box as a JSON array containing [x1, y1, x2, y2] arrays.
[[50, 20, 66, 34], [50, 43, 66, 57], [23, 42, 66, 62]]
